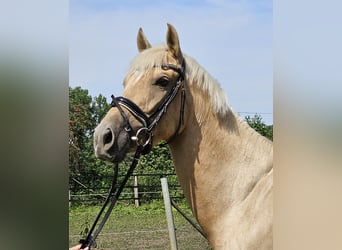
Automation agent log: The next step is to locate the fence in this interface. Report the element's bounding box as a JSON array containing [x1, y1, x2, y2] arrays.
[[69, 173, 184, 206]]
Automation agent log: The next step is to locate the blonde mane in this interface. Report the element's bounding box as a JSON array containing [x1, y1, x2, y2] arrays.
[[127, 45, 230, 117]]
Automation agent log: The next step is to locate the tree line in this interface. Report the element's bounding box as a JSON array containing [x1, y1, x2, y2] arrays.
[[69, 86, 272, 204]]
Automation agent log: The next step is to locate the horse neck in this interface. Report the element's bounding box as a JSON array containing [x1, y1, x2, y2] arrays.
[[168, 84, 273, 228]]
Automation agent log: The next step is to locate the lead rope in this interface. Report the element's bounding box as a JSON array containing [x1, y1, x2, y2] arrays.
[[79, 149, 142, 249]]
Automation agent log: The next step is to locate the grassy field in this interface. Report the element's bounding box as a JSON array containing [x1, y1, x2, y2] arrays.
[[69, 201, 211, 249]]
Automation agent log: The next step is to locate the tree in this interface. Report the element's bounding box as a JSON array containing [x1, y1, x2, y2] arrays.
[[245, 114, 273, 141], [92, 94, 110, 124], [69, 86, 95, 174], [69, 87, 113, 197]]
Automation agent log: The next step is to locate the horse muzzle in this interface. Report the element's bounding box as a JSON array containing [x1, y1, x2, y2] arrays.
[[93, 121, 132, 163]]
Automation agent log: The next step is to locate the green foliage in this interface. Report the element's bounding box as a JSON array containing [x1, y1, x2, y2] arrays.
[[92, 94, 110, 124], [137, 142, 175, 173], [69, 86, 113, 197], [69, 86, 94, 174], [245, 114, 273, 141]]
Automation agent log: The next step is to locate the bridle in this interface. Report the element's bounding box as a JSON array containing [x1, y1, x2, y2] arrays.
[[79, 60, 186, 249], [111, 59, 186, 155]]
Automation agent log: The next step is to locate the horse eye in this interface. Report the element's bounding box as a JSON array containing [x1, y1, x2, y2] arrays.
[[155, 77, 169, 87]]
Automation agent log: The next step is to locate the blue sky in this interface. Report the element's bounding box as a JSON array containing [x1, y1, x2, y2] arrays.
[[69, 0, 273, 124]]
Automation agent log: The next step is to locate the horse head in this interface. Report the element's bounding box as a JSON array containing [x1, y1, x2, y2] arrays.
[[93, 24, 188, 162]]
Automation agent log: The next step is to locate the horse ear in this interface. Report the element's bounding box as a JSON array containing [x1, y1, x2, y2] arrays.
[[137, 27, 151, 52], [166, 23, 183, 61]]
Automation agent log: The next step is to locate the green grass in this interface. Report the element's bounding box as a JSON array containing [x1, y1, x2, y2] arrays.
[[69, 201, 211, 249]]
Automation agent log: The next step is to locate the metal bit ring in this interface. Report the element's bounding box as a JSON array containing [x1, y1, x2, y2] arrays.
[[131, 127, 152, 147]]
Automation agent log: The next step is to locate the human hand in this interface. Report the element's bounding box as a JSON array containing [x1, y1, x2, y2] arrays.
[[69, 244, 89, 250]]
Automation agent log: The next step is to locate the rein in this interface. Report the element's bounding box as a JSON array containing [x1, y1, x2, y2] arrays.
[[79, 150, 142, 248], [79, 60, 186, 248]]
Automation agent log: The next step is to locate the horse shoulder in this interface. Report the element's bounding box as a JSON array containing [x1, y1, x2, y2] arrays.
[[213, 168, 273, 250]]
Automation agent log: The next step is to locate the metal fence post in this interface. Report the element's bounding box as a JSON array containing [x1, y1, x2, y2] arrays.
[[161, 177, 178, 250]]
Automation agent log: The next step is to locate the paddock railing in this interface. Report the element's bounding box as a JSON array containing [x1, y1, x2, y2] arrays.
[[69, 173, 184, 206]]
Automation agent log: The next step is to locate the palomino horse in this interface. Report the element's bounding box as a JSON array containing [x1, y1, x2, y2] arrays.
[[94, 24, 273, 249]]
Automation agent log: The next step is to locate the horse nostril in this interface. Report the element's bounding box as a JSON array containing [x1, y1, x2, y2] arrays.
[[103, 128, 113, 145], [94, 125, 116, 160]]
